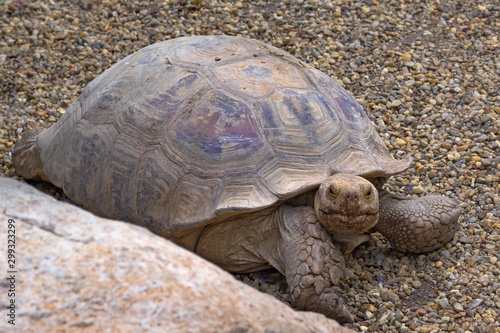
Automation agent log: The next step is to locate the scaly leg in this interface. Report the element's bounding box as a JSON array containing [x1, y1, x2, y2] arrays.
[[373, 190, 461, 253]]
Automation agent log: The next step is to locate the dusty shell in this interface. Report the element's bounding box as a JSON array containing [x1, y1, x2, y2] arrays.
[[35, 35, 410, 243]]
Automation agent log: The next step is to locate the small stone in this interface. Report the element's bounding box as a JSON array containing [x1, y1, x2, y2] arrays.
[[440, 250, 450, 258], [458, 236, 474, 244], [477, 275, 490, 286], [469, 298, 483, 308], [379, 313, 389, 326], [412, 279, 422, 288], [401, 53, 412, 62], [369, 321, 379, 332], [436, 298, 450, 309], [415, 325, 440, 333], [490, 257, 498, 265], [453, 303, 464, 312], [415, 308, 426, 316], [435, 261, 443, 268], [395, 138, 406, 147], [342, 77, 351, 84], [412, 186, 425, 194], [391, 99, 403, 108]]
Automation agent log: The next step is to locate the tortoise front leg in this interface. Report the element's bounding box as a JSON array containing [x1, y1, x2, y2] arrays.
[[195, 205, 353, 323], [373, 190, 461, 253], [278, 206, 353, 323]]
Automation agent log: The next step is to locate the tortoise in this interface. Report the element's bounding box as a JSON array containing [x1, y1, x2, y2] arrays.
[[12, 35, 461, 323]]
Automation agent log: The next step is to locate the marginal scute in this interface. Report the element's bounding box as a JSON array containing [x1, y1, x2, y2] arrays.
[[34, 35, 411, 242], [169, 174, 220, 234], [215, 180, 278, 220]]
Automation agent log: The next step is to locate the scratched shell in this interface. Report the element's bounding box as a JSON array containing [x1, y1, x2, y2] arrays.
[[35, 35, 410, 239]]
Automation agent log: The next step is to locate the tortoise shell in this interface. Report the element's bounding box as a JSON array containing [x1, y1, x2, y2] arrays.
[[36, 35, 410, 241]]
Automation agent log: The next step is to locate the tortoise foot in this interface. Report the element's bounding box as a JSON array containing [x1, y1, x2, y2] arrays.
[[375, 192, 461, 253]]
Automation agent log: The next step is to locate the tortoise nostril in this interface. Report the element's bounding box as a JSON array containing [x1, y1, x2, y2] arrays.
[[346, 192, 358, 201]]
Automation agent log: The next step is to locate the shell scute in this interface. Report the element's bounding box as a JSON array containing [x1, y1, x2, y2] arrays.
[[210, 56, 310, 99], [169, 89, 264, 162]]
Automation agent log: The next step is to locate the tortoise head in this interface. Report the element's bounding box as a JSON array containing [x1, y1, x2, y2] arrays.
[[315, 174, 379, 236]]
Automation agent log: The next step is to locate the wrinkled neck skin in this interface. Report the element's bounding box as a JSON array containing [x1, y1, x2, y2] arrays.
[[285, 189, 317, 207]]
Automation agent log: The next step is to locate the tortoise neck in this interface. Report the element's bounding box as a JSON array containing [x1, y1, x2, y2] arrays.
[[365, 176, 388, 190], [284, 188, 317, 207]]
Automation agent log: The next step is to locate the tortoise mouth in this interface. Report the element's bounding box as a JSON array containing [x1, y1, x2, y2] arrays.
[[318, 209, 379, 235]]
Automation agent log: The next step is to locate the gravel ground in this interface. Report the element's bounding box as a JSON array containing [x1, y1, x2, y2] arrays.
[[1, 0, 499, 332]]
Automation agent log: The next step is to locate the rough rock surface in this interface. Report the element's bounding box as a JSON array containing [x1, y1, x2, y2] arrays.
[[0, 178, 352, 333]]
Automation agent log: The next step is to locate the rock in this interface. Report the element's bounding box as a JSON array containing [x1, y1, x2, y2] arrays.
[[458, 236, 474, 244], [391, 99, 403, 108], [412, 186, 425, 194], [400, 53, 412, 62], [453, 303, 464, 312], [440, 250, 451, 258], [0, 179, 351, 333], [412, 279, 422, 288], [395, 138, 407, 147], [415, 308, 427, 316], [469, 299, 484, 309], [436, 298, 450, 309], [478, 275, 490, 286]]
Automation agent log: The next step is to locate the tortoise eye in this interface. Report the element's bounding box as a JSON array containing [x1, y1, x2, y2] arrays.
[[329, 187, 335, 196], [366, 190, 372, 198]]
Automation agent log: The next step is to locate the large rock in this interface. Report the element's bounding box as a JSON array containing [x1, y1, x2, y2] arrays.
[[0, 178, 353, 333]]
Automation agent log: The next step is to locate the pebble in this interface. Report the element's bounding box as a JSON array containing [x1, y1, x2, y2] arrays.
[[477, 275, 490, 286], [469, 299, 484, 309], [458, 236, 474, 244], [1, 1, 499, 333], [395, 138, 407, 147], [412, 186, 425, 195], [400, 53, 412, 62], [436, 298, 449, 309]]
